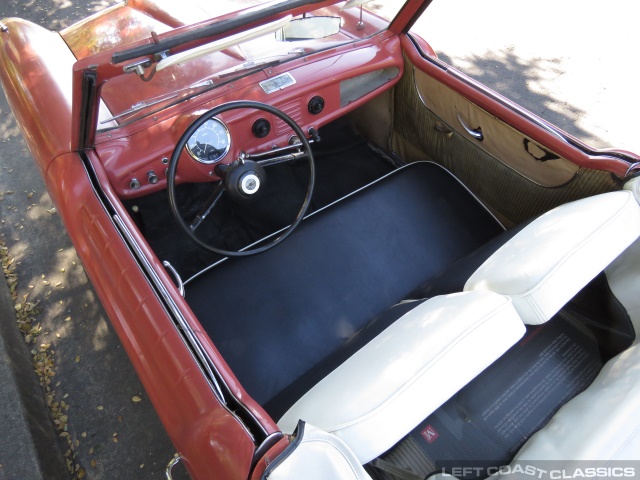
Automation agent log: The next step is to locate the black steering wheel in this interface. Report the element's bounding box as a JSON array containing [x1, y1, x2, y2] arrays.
[[167, 101, 315, 257]]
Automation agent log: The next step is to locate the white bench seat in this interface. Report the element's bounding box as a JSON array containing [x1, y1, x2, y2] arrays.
[[465, 190, 640, 325], [278, 291, 525, 463]]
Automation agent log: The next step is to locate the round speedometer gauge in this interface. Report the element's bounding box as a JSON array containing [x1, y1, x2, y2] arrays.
[[186, 118, 231, 164]]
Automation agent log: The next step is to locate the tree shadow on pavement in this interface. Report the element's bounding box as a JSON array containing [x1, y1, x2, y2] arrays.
[[437, 49, 603, 148]]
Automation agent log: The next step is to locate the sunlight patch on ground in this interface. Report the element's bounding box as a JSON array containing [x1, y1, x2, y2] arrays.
[[1, 243, 87, 479], [411, 0, 640, 153]]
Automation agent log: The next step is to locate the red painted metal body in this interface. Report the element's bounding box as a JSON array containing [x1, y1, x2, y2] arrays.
[[1, 0, 638, 478], [0, 3, 403, 477], [47, 151, 259, 479], [0, 19, 74, 177]]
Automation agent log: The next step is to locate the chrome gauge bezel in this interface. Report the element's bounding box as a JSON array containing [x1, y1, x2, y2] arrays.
[[186, 117, 231, 164]]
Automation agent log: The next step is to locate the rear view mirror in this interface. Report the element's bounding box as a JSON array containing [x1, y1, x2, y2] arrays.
[[275, 16, 341, 41]]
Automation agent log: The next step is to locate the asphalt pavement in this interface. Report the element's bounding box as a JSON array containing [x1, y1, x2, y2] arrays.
[[414, 0, 640, 154], [0, 1, 638, 480], [0, 2, 186, 480]]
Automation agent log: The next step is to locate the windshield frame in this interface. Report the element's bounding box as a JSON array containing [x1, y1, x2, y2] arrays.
[[99, 47, 349, 132], [70, 0, 425, 151], [112, 0, 328, 65]]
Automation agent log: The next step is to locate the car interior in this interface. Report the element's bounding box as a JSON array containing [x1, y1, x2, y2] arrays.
[[121, 101, 640, 480], [2, 0, 639, 476], [98, 7, 640, 480]]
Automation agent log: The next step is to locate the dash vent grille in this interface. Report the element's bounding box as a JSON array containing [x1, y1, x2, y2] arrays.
[[275, 102, 302, 135]]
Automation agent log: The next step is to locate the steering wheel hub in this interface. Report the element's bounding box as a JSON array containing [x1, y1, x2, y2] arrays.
[[218, 158, 266, 203], [240, 173, 260, 195]]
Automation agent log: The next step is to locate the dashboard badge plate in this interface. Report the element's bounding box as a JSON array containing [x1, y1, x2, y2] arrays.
[[259, 73, 296, 94]]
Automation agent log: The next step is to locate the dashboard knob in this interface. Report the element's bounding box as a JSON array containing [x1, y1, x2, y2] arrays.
[[252, 118, 271, 138], [308, 96, 324, 115], [147, 170, 158, 184]]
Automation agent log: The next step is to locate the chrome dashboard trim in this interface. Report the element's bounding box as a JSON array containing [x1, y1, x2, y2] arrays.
[[259, 72, 296, 94]]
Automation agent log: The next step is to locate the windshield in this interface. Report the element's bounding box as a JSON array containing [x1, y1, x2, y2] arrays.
[[97, 0, 404, 130]]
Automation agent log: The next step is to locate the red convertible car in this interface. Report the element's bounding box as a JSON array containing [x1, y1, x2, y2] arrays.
[[1, 0, 640, 478]]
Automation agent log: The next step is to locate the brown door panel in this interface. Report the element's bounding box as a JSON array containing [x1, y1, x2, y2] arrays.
[[391, 50, 617, 224], [413, 68, 579, 188]]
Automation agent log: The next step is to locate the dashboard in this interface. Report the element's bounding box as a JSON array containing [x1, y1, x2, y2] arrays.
[[96, 35, 403, 198]]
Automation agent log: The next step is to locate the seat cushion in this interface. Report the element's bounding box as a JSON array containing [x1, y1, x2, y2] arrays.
[[512, 342, 640, 461], [187, 161, 504, 406], [265, 299, 426, 421], [277, 291, 525, 464], [606, 238, 640, 341], [262, 421, 372, 480], [465, 191, 640, 324]]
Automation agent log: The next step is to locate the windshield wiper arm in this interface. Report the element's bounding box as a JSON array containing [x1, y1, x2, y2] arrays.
[[216, 59, 283, 80], [111, 0, 326, 65], [100, 79, 214, 124]]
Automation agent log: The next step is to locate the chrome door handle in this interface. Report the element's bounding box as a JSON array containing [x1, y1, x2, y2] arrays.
[[456, 113, 484, 141], [163, 261, 185, 297], [165, 454, 182, 480]]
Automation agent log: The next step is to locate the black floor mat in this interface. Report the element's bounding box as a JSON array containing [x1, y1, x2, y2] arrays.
[[376, 316, 604, 480], [187, 161, 505, 408], [124, 119, 395, 279]]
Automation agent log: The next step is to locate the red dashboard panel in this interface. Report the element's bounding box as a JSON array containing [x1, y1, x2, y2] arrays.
[[96, 34, 403, 198]]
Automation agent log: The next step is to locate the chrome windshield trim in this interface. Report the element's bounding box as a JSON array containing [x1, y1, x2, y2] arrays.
[[113, 215, 227, 403], [112, 0, 328, 64]]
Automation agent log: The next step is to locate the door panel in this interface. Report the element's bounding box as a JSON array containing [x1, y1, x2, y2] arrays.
[[392, 45, 618, 225], [413, 68, 579, 187]]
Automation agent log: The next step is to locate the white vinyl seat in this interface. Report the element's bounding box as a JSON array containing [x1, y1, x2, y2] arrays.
[[277, 291, 525, 463], [275, 189, 640, 472], [510, 341, 640, 462], [431, 342, 640, 480], [465, 190, 640, 325], [424, 189, 640, 474]]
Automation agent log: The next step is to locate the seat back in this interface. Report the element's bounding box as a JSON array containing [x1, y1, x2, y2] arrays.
[[465, 190, 640, 324], [277, 291, 525, 463]]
